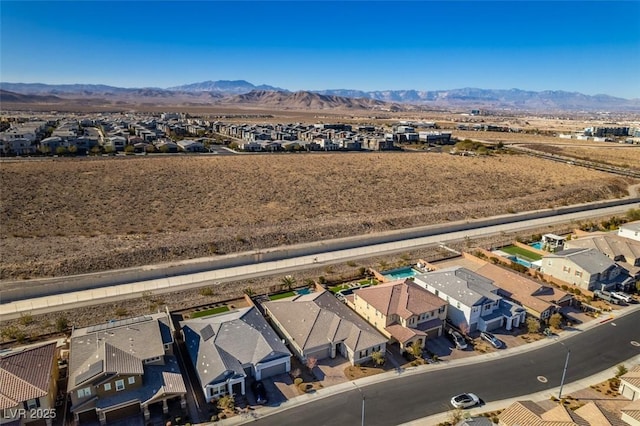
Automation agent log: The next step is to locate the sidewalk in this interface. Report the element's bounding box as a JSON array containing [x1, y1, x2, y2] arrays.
[[217, 303, 640, 426]]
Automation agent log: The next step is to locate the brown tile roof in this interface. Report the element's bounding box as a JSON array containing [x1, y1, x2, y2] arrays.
[[622, 399, 640, 422], [0, 342, 56, 410], [499, 400, 587, 426], [475, 263, 572, 316], [384, 324, 425, 344], [356, 279, 446, 320], [620, 365, 640, 389], [574, 402, 626, 426]]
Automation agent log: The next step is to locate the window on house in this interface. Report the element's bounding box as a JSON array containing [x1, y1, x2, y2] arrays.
[[456, 302, 461, 309], [128, 376, 136, 385], [575, 271, 582, 277], [435, 290, 439, 297], [77, 387, 91, 398], [104, 383, 112, 391], [115, 379, 125, 391]]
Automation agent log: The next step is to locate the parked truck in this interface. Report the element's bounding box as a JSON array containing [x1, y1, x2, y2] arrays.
[[593, 289, 621, 305]]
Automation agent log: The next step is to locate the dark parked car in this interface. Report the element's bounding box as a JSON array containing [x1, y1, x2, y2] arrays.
[[252, 380, 268, 405]]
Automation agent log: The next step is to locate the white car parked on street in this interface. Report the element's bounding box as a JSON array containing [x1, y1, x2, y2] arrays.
[[611, 291, 633, 303], [450, 393, 480, 409]]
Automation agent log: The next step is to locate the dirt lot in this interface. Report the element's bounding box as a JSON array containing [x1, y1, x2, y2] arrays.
[[0, 153, 634, 279]]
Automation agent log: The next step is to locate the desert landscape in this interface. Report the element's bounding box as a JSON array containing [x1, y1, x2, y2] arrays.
[[0, 152, 635, 280]]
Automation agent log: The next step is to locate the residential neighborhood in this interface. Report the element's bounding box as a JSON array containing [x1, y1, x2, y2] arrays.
[[2, 221, 639, 426], [0, 112, 461, 156]]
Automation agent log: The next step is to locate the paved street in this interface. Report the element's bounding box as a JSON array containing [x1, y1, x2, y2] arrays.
[[227, 306, 640, 426]]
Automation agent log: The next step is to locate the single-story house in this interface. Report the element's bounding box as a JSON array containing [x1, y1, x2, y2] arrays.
[[180, 307, 291, 402], [499, 400, 621, 425], [263, 291, 388, 366]]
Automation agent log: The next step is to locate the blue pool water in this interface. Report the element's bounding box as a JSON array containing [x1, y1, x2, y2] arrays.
[[530, 242, 543, 250], [513, 257, 533, 268], [295, 288, 312, 295], [383, 267, 420, 280]]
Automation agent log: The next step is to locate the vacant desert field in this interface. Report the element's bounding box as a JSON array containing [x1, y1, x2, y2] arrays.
[[0, 152, 635, 279], [521, 144, 640, 170]]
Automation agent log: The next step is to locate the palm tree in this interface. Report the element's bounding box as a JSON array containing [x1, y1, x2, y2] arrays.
[[281, 275, 296, 291]]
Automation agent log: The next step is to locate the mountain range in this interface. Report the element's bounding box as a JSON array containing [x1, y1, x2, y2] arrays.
[[1, 80, 639, 112]]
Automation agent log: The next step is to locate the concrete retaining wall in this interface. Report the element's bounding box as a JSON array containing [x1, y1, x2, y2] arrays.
[[2, 196, 637, 305]]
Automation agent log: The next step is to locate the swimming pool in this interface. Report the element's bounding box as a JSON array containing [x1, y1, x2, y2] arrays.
[[530, 242, 543, 250], [512, 257, 533, 268], [295, 288, 312, 295], [382, 267, 421, 280]]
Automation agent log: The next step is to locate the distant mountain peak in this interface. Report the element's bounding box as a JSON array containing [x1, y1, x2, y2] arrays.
[[167, 79, 286, 94]]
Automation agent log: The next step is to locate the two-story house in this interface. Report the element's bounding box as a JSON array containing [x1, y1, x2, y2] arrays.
[[540, 248, 633, 291], [413, 267, 526, 333], [1, 342, 58, 426], [180, 307, 291, 402], [68, 313, 186, 425], [263, 291, 388, 366], [564, 233, 640, 286], [350, 279, 447, 352]]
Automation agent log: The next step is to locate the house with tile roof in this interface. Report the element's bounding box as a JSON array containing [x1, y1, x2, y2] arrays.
[[620, 365, 640, 402], [499, 400, 624, 426], [0, 342, 58, 426], [263, 291, 388, 366], [413, 267, 526, 333], [622, 399, 640, 426], [565, 233, 640, 287], [474, 262, 575, 321], [180, 307, 291, 402], [67, 312, 186, 425], [540, 248, 632, 291], [349, 279, 447, 352]]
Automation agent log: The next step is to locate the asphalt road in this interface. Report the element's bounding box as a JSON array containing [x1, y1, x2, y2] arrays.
[[253, 309, 640, 426]]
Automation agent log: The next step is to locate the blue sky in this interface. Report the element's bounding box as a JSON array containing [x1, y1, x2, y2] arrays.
[[2, 1, 640, 98]]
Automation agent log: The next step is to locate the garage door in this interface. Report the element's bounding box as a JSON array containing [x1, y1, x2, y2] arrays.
[[306, 346, 331, 361], [77, 409, 98, 424], [259, 362, 288, 379], [621, 384, 637, 400], [105, 403, 141, 423]]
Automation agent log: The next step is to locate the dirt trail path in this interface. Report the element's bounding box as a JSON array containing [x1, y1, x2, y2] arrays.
[[628, 183, 640, 198]]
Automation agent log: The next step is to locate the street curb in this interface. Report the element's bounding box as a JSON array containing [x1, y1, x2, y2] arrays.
[[215, 303, 640, 425]]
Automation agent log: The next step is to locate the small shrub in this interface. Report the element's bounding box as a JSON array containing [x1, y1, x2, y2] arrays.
[[19, 312, 34, 326], [346, 260, 357, 267], [199, 287, 214, 297], [294, 378, 303, 386], [55, 316, 69, 332], [114, 307, 128, 317]]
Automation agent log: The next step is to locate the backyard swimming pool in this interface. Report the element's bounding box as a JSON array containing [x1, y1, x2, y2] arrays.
[[382, 267, 421, 280], [530, 242, 543, 250], [295, 287, 312, 295]]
